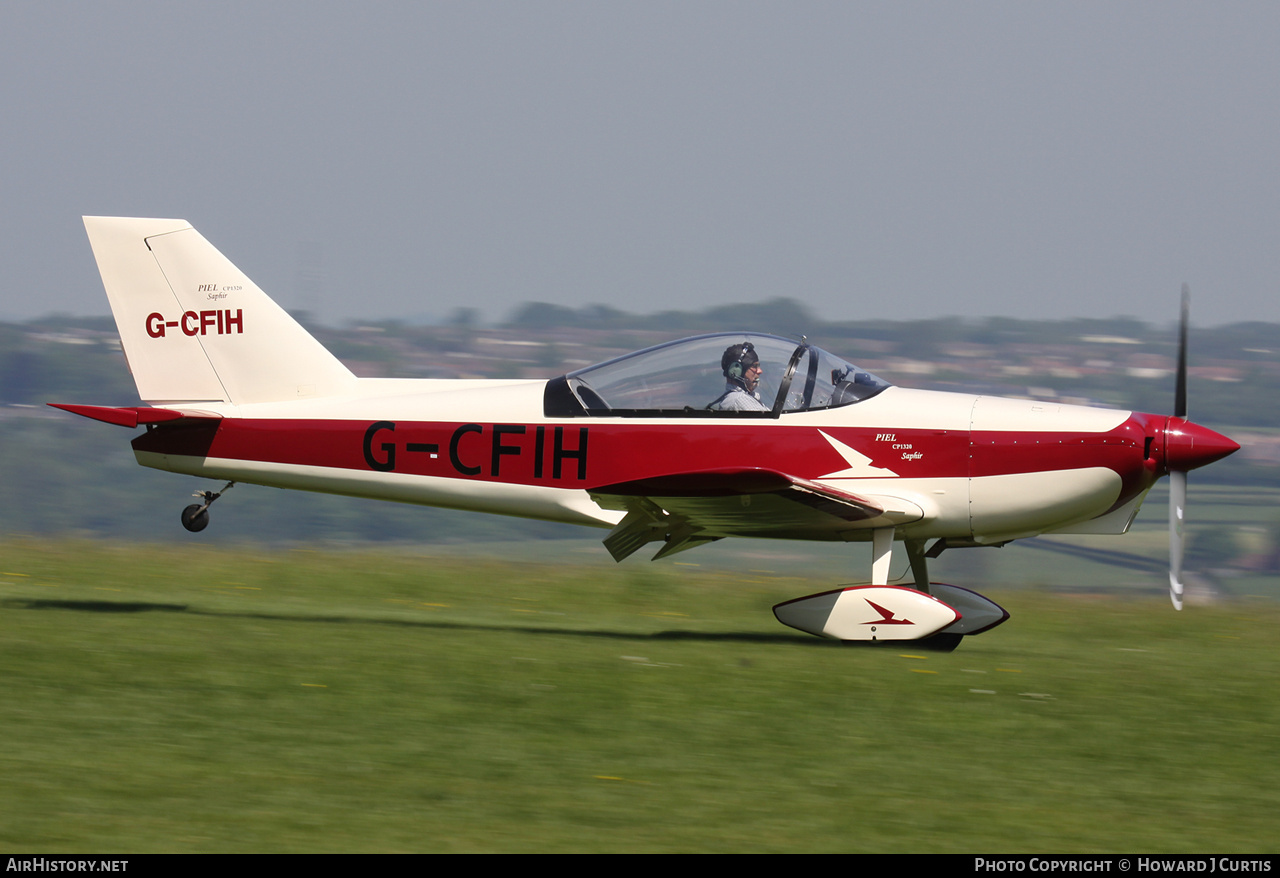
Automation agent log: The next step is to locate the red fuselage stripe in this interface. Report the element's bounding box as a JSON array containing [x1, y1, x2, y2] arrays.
[[132, 416, 1160, 504]]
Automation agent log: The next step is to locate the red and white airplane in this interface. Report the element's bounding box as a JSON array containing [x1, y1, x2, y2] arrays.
[[53, 217, 1239, 649]]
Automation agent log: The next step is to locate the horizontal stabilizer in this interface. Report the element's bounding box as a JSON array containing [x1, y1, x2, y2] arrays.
[[47, 403, 221, 428]]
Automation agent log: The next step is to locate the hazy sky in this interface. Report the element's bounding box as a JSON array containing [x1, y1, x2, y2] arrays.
[[4, 2, 1278, 328]]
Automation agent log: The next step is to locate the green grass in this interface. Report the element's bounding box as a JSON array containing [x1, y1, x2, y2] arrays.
[[1, 539, 1277, 852]]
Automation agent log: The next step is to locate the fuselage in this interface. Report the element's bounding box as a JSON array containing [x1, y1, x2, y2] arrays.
[[129, 377, 1217, 546]]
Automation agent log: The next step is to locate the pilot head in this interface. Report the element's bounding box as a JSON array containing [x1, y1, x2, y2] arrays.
[[721, 342, 762, 393]]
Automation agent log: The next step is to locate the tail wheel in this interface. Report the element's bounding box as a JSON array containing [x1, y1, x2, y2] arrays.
[[180, 504, 210, 532], [178, 481, 234, 533]]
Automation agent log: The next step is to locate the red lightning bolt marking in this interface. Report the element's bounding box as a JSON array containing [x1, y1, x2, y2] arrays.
[[862, 599, 914, 625]]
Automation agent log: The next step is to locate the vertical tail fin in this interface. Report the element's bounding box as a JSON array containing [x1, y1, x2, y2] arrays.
[[83, 216, 355, 406]]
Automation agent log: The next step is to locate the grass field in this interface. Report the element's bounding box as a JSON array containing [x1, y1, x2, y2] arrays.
[[1, 539, 1277, 852]]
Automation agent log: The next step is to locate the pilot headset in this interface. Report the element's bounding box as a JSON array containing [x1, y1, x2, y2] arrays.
[[723, 342, 758, 380]]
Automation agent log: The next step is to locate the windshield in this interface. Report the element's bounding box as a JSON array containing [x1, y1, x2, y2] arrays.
[[544, 332, 891, 417]]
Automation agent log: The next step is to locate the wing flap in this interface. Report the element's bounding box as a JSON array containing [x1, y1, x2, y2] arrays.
[[591, 468, 898, 561], [593, 468, 884, 520]]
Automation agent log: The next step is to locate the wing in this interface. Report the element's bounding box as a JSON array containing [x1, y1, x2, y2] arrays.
[[590, 467, 919, 562]]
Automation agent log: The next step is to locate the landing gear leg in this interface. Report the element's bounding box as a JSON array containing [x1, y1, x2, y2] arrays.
[[905, 537, 964, 651], [905, 539, 931, 594], [871, 527, 894, 585], [180, 481, 235, 533]]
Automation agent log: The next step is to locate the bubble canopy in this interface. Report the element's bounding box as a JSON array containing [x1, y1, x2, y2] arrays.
[[543, 332, 892, 417]]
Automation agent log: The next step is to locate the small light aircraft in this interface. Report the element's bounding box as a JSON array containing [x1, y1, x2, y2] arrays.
[[54, 217, 1239, 649]]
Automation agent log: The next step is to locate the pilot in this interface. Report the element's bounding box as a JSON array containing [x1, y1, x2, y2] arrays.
[[709, 342, 769, 412]]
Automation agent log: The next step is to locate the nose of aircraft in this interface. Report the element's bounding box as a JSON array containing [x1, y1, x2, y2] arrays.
[[1163, 417, 1240, 472]]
